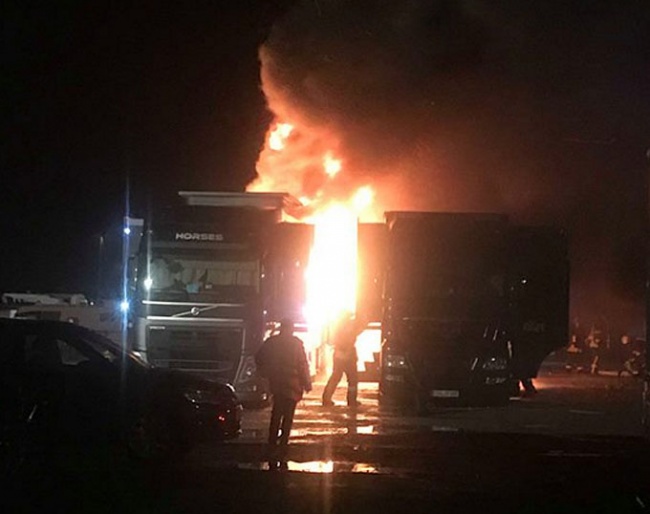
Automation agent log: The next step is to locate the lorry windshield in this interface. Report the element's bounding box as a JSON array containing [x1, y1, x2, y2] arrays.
[[141, 247, 259, 301], [388, 237, 506, 318], [392, 271, 505, 318]]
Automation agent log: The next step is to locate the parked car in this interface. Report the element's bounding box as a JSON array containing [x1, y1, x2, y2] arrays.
[[0, 318, 241, 461]]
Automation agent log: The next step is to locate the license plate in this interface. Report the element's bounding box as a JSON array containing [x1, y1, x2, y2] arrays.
[[431, 389, 460, 398]]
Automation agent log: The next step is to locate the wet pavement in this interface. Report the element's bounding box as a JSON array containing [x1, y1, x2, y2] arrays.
[[182, 364, 645, 480], [4, 364, 648, 513], [235, 366, 645, 445]]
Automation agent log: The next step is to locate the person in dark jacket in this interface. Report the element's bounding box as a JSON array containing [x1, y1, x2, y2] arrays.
[[256, 318, 311, 455], [586, 320, 606, 375], [322, 314, 363, 407], [566, 316, 586, 372], [618, 334, 644, 376]]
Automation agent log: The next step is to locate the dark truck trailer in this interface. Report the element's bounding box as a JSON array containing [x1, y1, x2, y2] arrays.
[[379, 212, 569, 410]]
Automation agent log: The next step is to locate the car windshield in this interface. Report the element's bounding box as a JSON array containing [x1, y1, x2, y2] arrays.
[[81, 330, 149, 368], [388, 233, 506, 318]]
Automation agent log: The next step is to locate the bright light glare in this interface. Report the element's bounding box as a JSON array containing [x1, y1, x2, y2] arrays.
[[120, 300, 130, 313], [304, 205, 357, 331], [323, 153, 342, 177], [123, 227, 131, 235], [286, 460, 334, 473], [143, 277, 153, 290], [269, 123, 294, 151], [353, 186, 374, 212], [356, 327, 381, 372]]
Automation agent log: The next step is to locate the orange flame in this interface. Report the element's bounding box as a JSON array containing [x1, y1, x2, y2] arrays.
[[304, 204, 358, 329], [353, 186, 374, 212], [248, 118, 382, 369], [268, 122, 293, 151], [323, 153, 342, 178]]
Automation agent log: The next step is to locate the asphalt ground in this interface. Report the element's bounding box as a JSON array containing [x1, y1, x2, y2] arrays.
[[229, 364, 646, 449], [3, 363, 649, 513]]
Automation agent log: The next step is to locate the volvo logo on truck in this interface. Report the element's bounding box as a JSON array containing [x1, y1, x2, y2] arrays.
[[174, 232, 224, 242]]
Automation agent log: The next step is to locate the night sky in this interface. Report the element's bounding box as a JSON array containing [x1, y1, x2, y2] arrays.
[[3, 1, 650, 328]]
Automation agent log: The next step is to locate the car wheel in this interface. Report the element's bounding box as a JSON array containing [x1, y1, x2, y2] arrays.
[[125, 413, 175, 461], [411, 391, 429, 416]]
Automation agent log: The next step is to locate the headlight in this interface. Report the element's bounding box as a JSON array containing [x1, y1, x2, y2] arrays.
[[384, 354, 408, 369], [482, 356, 508, 371]]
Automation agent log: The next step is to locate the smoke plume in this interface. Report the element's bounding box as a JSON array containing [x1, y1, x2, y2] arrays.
[[248, 0, 648, 328], [249, 0, 497, 214]]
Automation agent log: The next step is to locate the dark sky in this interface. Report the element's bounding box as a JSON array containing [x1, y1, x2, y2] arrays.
[[3, 1, 650, 326], [2, 1, 293, 293]]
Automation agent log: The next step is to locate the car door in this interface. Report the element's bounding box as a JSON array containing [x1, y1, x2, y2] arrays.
[[0, 323, 32, 440], [51, 327, 121, 440], [18, 327, 68, 444]]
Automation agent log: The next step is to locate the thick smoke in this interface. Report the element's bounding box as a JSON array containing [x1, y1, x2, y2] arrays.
[[253, 0, 495, 213], [251, 0, 648, 329]]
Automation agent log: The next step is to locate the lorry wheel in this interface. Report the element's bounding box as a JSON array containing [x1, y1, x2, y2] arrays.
[[412, 392, 429, 416], [469, 386, 509, 407], [378, 392, 400, 413], [378, 391, 422, 414], [507, 379, 521, 398]]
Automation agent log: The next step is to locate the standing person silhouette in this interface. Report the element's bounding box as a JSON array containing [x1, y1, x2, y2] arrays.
[[322, 314, 363, 407], [256, 318, 312, 458]]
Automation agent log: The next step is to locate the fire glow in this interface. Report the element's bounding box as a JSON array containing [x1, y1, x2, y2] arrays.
[[248, 119, 381, 370], [304, 204, 358, 331]]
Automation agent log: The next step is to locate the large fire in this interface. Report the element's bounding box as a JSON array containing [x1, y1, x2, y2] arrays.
[[248, 120, 381, 373], [304, 204, 358, 331], [248, 120, 378, 222]]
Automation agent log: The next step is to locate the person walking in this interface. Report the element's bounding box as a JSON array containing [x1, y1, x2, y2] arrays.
[[256, 318, 311, 458], [566, 316, 585, 372], [322, 314, 363, 407], [618, 333, 644, 377], [586, 320, 604, 374]]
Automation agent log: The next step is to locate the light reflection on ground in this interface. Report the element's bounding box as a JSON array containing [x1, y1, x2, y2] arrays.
[[291, 423, 375, 437], [351, 463, 378, 473], [291, 427, 350, 437], [238, 373, 645, 444], [286, 460, 334, 473], [236, 461, 379, 474]]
